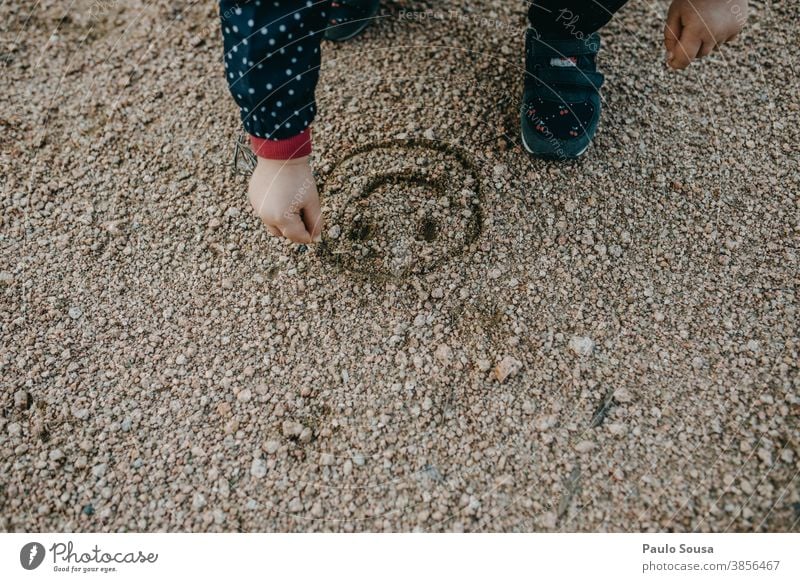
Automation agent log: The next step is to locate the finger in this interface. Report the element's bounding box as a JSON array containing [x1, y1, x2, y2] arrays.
[[278, 213, 314, 244], [266, 225, 282, 237], [664, 2, 682, 61], [697, 39, 715, 59], [725, 32, 739, 44], [301, 197, 324, 243], [670, 30, 702, 69]]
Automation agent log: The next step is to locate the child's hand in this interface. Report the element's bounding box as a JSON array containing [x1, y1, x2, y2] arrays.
[[664, 0, 748, 70], [248, 156, 323, 244]]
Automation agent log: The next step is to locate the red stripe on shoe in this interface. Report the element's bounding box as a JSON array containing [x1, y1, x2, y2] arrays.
[[250, 128, 312, 160]]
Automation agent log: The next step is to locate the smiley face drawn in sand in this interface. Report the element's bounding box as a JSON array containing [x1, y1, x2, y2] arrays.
[[319, 140, 482, 278]]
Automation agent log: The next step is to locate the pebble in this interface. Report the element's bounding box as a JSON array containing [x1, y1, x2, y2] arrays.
[[476, 358, 491, 372], [13, 390, 30, 410], [568, 336, 595, 356], [574, 440, 595, 453], [237, 388, 252, 403], [320, 452, 334, 466], [68, 307, 83, 320], [0, 271, 13, 285], [328, 225, 341, 239], [282, 421, 303, 438], [493, 355, 522, 383], [607, 423, 628, 436], [192, 493, 206, 509], [250, 458, 268, 478], [264, 440, 280, 454], [434, 343, 453, 363], [613, 387, 634, 403], [49, 449, 65, 461]]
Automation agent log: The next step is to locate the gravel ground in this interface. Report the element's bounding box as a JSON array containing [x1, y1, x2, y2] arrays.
[[1, 0, 798, 532]]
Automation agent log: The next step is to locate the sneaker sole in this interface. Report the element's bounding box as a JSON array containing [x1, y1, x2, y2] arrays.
[[520, 124, 590, 160]]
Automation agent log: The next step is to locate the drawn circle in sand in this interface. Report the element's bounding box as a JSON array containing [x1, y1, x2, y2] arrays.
[[319, 140, 482, 278]]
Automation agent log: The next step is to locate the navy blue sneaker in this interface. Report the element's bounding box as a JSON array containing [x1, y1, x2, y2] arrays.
[[324, 0, 380, 42], [520, 30, 604, 160]]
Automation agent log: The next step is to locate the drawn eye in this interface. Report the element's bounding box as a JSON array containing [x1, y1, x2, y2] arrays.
[[319, 139, 482, 278]]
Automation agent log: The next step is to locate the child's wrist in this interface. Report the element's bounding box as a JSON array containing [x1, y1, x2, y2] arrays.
[[250, 128, 312, 160]]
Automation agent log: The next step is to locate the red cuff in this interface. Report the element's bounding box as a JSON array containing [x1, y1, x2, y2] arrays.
[[249, 129, 312, 160]]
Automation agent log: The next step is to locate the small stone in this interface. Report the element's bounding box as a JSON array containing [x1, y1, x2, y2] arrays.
[[264, 440, 280, 454], [237, 388, 252, 403], [49, 449, 64, 461], [121, 418, 132, 432], [343, 459, 353, 475], [352, 453, 366, 466], [654, 311, 665, 322], [221, 278, 234, 290], [613, 387, 634, 403], [13, 390, 30, 410], [435, 343, 453, 363], [299, 427, 313, 443], [431, 287, 444, 299], [0, 271, 13, 285], [493, 356, 522, 383], [192, 493, 207, 509], [327, 225, 341, 239], [541, 512, 558, 528], [568, 336, 594, 356], [575, 440, 595, 453], [476, 358, 491, 372], [288, 498, 303, 513], [320, 452, 334, 466], [68, 306, 83, 320], [250, 458, 268, 478], [282, 420, 303, 438], [91, 463, 107, 478], [607, 423, 628, 436], [534, 415, 558, 431]]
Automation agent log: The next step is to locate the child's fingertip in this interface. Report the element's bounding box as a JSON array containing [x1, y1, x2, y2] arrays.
[[666, 51, 674, 62]]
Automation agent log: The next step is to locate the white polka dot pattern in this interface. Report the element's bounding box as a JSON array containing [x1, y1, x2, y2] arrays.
[[220, 1, 325, 141]]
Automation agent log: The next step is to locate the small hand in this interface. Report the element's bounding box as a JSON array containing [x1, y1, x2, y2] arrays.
[[248, 156, 323, 244], [665, 0, 748, 69]]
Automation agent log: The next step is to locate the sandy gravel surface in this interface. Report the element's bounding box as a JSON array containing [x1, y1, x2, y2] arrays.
[[1, 0, 798, 532]]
